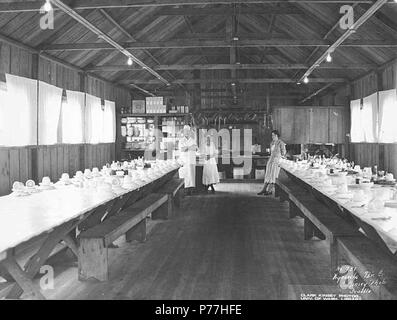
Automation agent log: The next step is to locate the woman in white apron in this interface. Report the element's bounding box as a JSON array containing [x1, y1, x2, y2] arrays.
[[179, 125, 197, 195], [202, 136, 220, 194], [258, 130, 286, 196]]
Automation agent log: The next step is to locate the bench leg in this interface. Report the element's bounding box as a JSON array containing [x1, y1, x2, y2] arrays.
[[330, 238, 339, 278], [289, 201, 298, 219], [78, 238, 108, 282], [152, 198, 171, 220], [304, 218, 326, 241], [126, 219, 147, 243], [174, 189, 183, 208], [314, 228, 326, 241], [280, 191, 288, 203], [0, 263, 14, 282], [274, 184, 280, 198], [304, 218, 315, 240]]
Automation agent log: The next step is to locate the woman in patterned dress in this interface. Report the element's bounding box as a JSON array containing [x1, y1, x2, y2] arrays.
[[258, 130, 286, 196]]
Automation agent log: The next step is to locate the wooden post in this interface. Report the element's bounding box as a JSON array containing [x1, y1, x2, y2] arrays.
[[78, 238, 108, 282], [304, 218, 314, 240], [289, 200, 298, 219], [125, 219, 147, 243], [151, 198, 171, 220], [330, 237, 339, 277]]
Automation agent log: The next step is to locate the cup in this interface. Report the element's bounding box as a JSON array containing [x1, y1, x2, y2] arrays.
[[84, 169, 92, 176], [12, 181, 24, 191], [26, 180, 36, 188], [92, 167, 99, 174], [61, 173, 70, 181], [42, 177, 51, 186], [76, 171, 83, 178]]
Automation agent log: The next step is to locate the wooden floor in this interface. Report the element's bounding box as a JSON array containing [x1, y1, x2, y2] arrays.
[[27, 183, 351, 300]]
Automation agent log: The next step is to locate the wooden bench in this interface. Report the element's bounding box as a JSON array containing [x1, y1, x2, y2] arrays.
[[78, 193, 169, 282], [276, 175, 308, 219], [288, 191, 362, 275], [336, 236, 397, 299], [152, 178, 185, 220]]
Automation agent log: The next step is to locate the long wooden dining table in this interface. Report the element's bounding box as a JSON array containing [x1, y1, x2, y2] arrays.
[[280, 161, 397, 256], [0, 167, 179, 300]]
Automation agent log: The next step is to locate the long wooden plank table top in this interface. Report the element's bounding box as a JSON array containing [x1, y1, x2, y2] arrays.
[[0, 166, 179, 260], [280, 160, 397, 254]]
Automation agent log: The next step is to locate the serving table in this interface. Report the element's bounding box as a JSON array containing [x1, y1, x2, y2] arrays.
[[0, 167, 179, 300], [280, 161, 397, 255]]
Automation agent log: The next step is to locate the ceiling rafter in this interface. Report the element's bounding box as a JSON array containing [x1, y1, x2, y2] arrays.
[[0, 1, 388, 13], [120, 78, 347, 85], [298, 0, 389, 83], [50, 0, 171, 87], [85, 63, 374, 72], [39, 39, 397, 51], [97, 8, 186, 92], [0, 31, 149, 96]]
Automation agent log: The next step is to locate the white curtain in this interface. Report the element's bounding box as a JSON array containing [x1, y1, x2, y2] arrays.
[[350, 99, 364, 143], [379, 89, 397, 143], [38, 81, 63, 145], [102, 100, 116, 143], [362, 93, 378, 143], [85, 94, 103, 144], [62, 90, 85, 144], [0, 74, 38, 147]]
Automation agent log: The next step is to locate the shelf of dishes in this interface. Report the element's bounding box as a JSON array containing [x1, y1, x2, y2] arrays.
[[10, 159, 181, 197], [119, 97, 190, 115]]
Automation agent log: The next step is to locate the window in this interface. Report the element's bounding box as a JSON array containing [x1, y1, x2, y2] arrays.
[[38, 81, 63, 145], [0, 74, 38, 147], [62, 90, 85, 144], [350, 93, 379, 143], [85, 94, 102, 144], [350, 99, 364, 143], [379, 89, 397, 143], [102, 100, 116, 143], [361, 93, 378, 143]]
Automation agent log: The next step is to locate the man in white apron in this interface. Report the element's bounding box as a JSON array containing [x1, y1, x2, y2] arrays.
[[179, 125, 197, 195]]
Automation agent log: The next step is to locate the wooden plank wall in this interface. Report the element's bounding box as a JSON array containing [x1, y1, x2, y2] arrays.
[[322, 60, 397, 175], [0, 40, 131, 196], [272, 106, 346, 145]]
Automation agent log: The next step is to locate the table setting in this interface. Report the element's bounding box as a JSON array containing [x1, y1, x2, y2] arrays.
[[281, 158, 397, 250]]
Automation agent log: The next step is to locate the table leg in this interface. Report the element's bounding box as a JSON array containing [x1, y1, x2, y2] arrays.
[[5, 218, 83, 300], [0, 256, 45, 300]]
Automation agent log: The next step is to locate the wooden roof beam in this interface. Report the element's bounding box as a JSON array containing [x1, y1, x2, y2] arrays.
[[0, 1, 385, 13], [154, 7, 304, 15], [41, 39, 397, 51], [97, 9, 185, 91], [299, 0, 389, 83], [120, 78, 347, 85], [300, 83, 334, 103], [86, 63, 374, 72], [0, 32, 150, 96], [50, 0, 171, 86]]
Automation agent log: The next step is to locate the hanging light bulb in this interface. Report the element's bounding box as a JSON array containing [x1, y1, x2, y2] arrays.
[[304, 76, 309, 84], [127, 57, 133, 66], [43, 0, 52, 12], [326, 52, 332, 63]]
